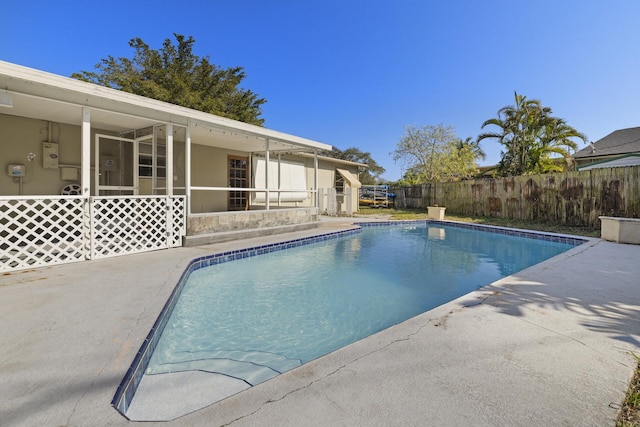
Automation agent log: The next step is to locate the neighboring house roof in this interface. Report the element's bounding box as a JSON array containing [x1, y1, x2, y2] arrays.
[[576, 154, 640, 171], [574, 127, 640, 159], [0, 60, 331, 153]]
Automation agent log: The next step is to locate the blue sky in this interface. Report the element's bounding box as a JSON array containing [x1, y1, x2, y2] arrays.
[[2, 0, 639, 181]]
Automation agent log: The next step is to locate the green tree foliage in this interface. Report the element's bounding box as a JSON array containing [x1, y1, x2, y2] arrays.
[[478, 92, 586, 176], [71, 34, 266, 125], [321, 146, 385, 185], [455, 136, 486, 162], [392, 124, 482, 184]]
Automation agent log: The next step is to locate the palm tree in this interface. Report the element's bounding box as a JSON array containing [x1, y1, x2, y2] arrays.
[[478, 92, 585, 176], [529, 118, 586, 173], [455, 137, 486, 162]]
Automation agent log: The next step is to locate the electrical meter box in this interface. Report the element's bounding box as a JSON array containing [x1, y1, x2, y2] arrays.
[[7, 164, 26, 177], [43, 142, 59, 169]]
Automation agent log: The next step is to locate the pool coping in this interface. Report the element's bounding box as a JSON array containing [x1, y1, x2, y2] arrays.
[[111, 220, 589, 418]]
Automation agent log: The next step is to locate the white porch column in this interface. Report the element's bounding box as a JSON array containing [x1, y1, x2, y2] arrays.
[[81, 107, 91, 196], [166, 123, 174, 196], [81, 107, 91, 260], [277, 153, 282, 206], [265, 139, 270, 210], [185, 121, 191, 215], [314, 149, 319, 208]]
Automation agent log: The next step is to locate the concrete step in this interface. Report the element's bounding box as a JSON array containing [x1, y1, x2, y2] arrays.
[[182, 222, 320, 247]]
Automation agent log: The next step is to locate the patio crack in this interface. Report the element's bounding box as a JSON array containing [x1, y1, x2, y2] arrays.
[[223, 318, 436, 426]]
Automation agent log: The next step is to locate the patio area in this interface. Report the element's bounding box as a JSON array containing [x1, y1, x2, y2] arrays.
[[1, 219, 639, 426]]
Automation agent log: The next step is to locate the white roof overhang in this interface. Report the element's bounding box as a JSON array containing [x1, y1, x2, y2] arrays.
[[0, 60, 331, 153], [296, 152, 368, 168]]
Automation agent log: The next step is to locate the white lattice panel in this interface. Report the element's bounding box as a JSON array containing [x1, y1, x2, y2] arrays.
[[91, 197, 166, 259], [1, 195, 185, 272], [168, 196, 186, 247], [0, 197, 86, 272]]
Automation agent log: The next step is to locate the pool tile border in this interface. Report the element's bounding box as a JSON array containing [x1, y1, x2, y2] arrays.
[[111, 221, 587, 417], [357, 220, 588, 246]]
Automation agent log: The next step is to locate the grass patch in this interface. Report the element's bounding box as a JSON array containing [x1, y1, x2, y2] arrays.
[[617, 354, 640, 427]]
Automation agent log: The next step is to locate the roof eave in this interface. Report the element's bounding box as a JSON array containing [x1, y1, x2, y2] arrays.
[[0, 60, 331, 151]]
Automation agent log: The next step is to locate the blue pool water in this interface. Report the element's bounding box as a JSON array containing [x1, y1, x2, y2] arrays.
[[145, 223, 578, 387]]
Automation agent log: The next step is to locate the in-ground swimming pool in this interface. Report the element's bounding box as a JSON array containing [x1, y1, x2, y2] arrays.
[[113, 221, 585, 419]]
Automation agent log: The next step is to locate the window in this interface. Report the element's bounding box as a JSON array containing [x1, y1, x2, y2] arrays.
[[253, 158, 307, 202]]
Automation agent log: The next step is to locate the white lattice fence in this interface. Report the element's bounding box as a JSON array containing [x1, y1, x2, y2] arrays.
[[168, 196, 186, 248], [0, 196, 86, 272], [90, 196, 185, 259]]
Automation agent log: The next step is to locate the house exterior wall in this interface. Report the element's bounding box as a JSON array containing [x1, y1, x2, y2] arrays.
[[189, 145, 247, 213], [0, 114, 190, 197], [0, 114, 82, 196], [313, 158, 361, 214], [246, 154, 360, 213], [1, 114, 360, 213]]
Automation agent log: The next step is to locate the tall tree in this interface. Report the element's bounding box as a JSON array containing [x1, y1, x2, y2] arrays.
[[322, 146, 385, 185], [455, 137, 486, 161], [71, 34, 266, 125], [478, 92, 586, 176], [392, 124, 480, 183]]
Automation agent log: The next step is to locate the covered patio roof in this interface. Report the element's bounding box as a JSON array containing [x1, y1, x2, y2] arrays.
[[0, 60, 331, 153]]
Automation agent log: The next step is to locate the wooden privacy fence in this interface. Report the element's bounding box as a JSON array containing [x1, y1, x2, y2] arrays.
[[393, 166, 640, 229]]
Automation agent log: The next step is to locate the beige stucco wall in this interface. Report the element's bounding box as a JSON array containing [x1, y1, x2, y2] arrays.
[[312, 157, 361, 214], [1, 113, 361, 213], [0, 114, 190, 197], [189, 145, 249, 213], [0, 114, 82, 196]]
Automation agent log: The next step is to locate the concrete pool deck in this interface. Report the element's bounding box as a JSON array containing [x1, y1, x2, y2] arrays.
[[1, 219, 639, 426]]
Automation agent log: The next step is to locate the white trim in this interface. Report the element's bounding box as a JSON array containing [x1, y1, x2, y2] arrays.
[[81, 107, 91, 195], [185, 121, 192, 215], [166, 123, 174, 196]]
